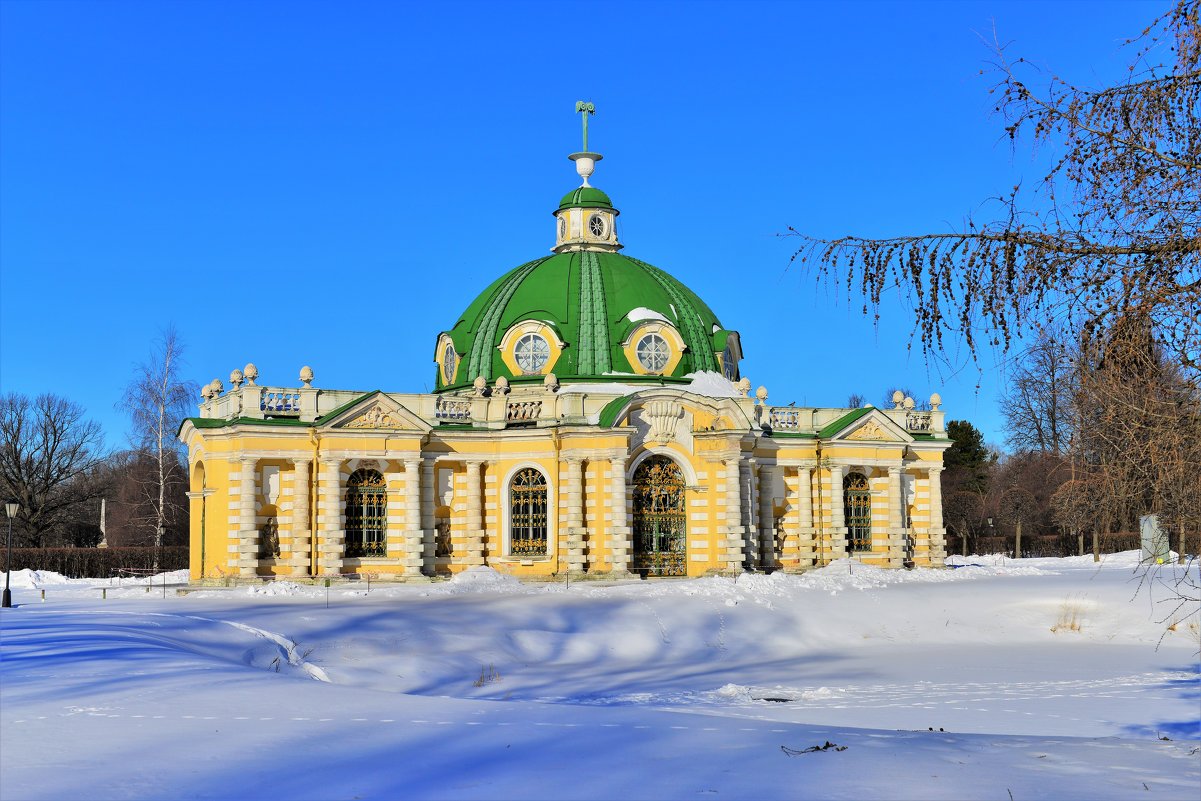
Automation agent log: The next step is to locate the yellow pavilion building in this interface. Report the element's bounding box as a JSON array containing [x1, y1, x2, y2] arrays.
[[181, 139, 950, 583]]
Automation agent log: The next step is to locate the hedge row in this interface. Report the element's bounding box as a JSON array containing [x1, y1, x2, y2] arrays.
[[0, 547, 189, 578]]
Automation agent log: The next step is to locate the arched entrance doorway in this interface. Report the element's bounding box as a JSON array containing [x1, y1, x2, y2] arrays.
[[631, 455, 687, 577]]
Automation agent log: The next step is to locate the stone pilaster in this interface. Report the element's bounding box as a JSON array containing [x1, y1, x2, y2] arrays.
[[462, 460, 485, 568], [740, 460, 758, 570], [607, 456, 634, 577], [887, 466, 906, 567], [723, 457, 745, 573], [828, 464, 847, 559], [317, 458, 343, 575], [403, 459, 424, 578], [758, 465, 776, 571], [289, 458, 312, 577], [565, 458, 586, 576], [237, 457, 258, 577], [796, 467, 816, 568], [421, 459, 436, 570], [928, 466, 947, 563]]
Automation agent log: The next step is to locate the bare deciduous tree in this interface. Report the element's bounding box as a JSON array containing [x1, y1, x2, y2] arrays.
[[787, 1, 1200, 376], [1000, 332, 1076, 456], [118, 328, 197, 555], [0, 393, 107, 547]]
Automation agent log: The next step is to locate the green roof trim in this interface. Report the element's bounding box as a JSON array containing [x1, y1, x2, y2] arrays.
[[598, 394, 637, 428], [816, 407, 874, 439], [557, 186, 613, 210], [770, 430, 817, 439]]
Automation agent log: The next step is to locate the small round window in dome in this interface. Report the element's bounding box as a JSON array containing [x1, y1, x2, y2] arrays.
[[514, 333, 551, 374], [443, 343, 457, 382], [636, 333, 671, 372], [588, 214, 607, 238]]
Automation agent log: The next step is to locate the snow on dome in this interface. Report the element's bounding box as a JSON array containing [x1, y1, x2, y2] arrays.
[[683, 371, 742, 398], [626, 307, 671, 324]]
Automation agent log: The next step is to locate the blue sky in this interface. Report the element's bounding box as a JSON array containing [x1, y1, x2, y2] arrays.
[[0, 0, 1160, 449]]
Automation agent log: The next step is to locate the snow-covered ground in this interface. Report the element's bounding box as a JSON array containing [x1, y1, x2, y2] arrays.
[[1, 553, 1197, 800]]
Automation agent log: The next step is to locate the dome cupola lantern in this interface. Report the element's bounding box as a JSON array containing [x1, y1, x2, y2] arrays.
[[553, 101, 621, 254]]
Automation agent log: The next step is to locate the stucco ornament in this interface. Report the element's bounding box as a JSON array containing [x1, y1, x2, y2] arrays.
[[345, 404, 401, 429], [892, 390, 905, 409], [737, 377, 751, 397], [929, 392, 942, 411], [847, 420, 889, 441], [299, 366, 314, 387], [473, 376, 488, 396], [230, 369, 244, 388], [494, 376, 510, 395], [903, 396, 916, 410], [543, 372, 560, 392], [646, 399, 683, 445], [755, 385, 768, 403], [243, 363, 259, 385], [201, 384, 213, 401], [210, 378, 224, 396]]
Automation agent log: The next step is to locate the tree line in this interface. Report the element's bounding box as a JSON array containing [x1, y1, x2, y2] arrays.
[[810, 1, 1199, 569], [0, 330, 195, 550]]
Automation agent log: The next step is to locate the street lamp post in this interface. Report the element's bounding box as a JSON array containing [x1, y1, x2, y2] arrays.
[[3, 500, 18, 608]]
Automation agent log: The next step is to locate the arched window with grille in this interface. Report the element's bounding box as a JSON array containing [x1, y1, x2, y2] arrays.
[[844, 472, 872, 553], [509, 468, 548, 556], [345, 469, 387, 557]]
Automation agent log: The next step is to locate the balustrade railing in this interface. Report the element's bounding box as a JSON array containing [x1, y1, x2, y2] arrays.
[[506, 400, 542, 422], [261, 389, 301, 415], [768, 407, 801, 430], [905, 412, 933, 432], [434, 397, 472, 422]]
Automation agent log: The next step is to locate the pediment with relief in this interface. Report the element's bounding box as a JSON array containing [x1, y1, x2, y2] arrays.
[[325, 393, 431, 433], [831, 410, 913, 443]]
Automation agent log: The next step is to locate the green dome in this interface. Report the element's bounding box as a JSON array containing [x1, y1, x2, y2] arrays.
[[558, 186, 614, 211], [437, 251, 732, 391]]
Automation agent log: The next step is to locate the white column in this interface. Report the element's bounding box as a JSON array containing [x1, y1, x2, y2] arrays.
[[403, 459, 424, 578], [796, 466, 816, 569], [723, 457, 744, 572], [237, 457, 258, 577], [740, 460, 758, 570], [421, 458, 436, 570], [758, 464, 776, 570], [565, 458, 586, 575], [608, 456, 633, 576], [317, 458, 343, 575], [463, 460, 485, 567], [887, 466, 906, 566], [828, 464, 847, 558], [290, 458, 312, 577], [928, 466, 947, 563]]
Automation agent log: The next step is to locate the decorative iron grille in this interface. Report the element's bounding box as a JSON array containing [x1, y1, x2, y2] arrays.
[[345, 469, 387, 557], [510, 468, 548, 556], [844, 472, 872, 552], [632, 456, 687, 576]]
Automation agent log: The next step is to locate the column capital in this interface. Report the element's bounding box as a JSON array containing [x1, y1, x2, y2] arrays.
[[291, 456, 312, 468]]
